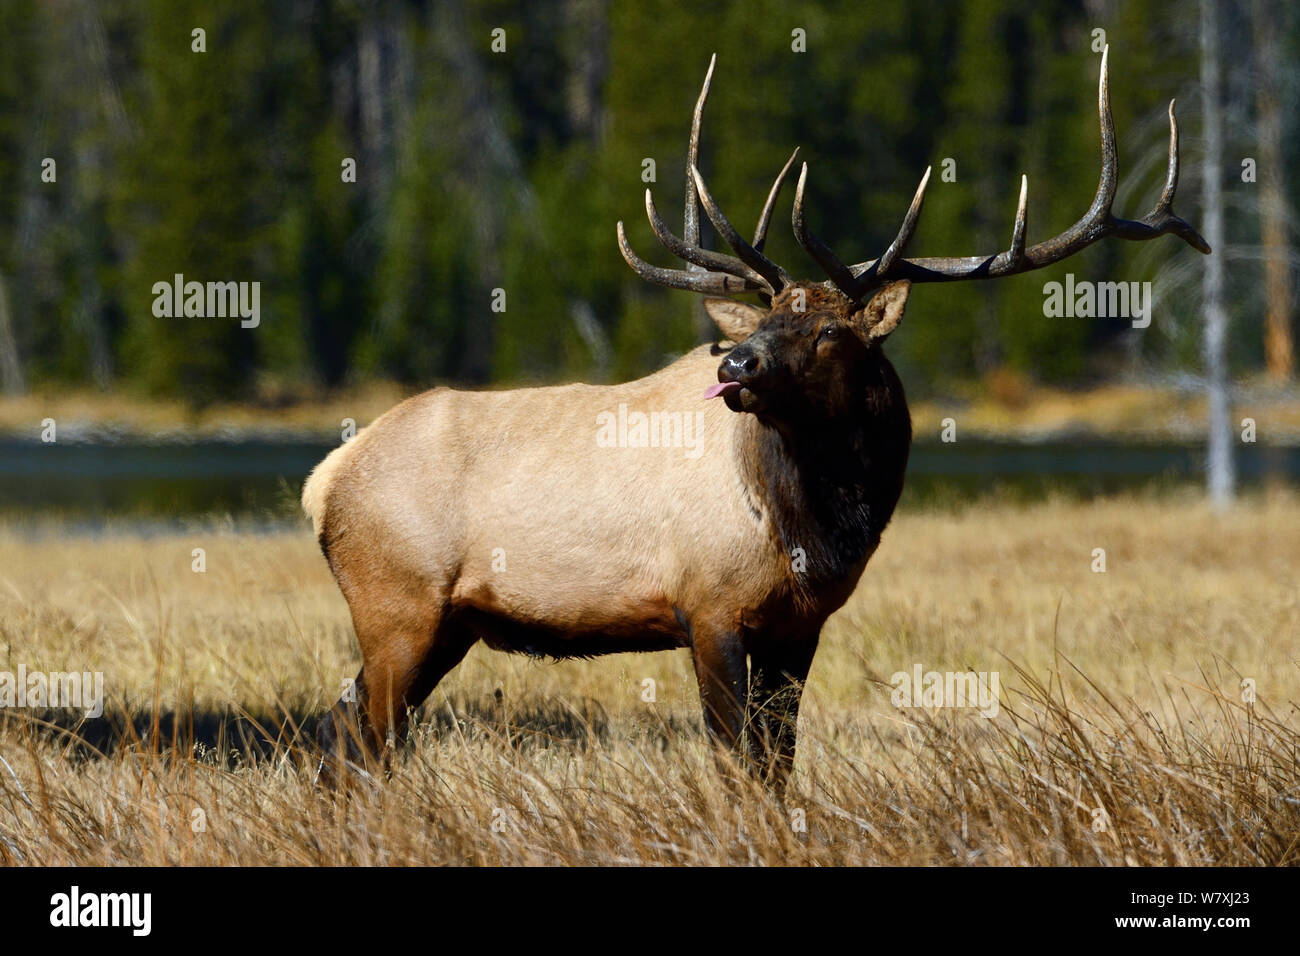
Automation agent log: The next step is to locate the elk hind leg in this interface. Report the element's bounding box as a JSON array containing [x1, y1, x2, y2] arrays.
[[316, 595, 475, 781]]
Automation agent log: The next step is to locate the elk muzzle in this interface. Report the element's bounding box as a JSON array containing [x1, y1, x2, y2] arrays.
[[706, 344, 766, 413]]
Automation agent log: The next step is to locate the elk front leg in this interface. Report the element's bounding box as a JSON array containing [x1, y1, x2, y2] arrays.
[[690, 626, 749, 766], [746, 635, 818, 789]]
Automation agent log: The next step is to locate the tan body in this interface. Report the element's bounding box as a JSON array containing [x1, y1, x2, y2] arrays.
[[305, 343, 810, 658]]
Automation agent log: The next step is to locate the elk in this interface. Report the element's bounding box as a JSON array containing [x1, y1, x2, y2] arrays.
[[304, 48, 1207, 786]]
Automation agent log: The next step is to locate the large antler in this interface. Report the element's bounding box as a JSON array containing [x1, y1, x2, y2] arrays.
[[619, 48, 1210, 305], [809, 45, 1211, 300], [617, 54, 800, 300]]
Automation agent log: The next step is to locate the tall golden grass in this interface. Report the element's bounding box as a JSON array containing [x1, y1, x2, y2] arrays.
[[0, 492, 1296, 865]]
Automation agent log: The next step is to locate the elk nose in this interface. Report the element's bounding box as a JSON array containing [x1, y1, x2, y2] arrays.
[[721, 348, 760, 381]]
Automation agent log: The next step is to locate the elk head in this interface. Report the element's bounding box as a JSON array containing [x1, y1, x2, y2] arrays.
[[617, 49, 1210, 428]]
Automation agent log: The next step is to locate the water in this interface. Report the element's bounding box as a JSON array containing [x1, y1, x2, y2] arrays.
[[1, 436, 1296, 524], [0, 438, 327, 523], [905, 439, 1298, 503]]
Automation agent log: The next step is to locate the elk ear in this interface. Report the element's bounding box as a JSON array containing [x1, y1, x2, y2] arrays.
[[851, 280, 911, 343], [703, 298, 766, 343]]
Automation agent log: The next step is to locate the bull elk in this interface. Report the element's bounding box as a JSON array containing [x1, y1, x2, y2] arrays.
[[304, 48, 1208, 786]]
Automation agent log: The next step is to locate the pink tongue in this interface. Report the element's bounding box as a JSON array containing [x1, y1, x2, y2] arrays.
[[704, 381, 742, 400]]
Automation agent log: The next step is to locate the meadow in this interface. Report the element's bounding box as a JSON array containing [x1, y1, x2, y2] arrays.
[[0, 492, 1296, 865]]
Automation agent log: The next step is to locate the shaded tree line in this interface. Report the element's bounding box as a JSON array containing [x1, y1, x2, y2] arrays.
[[0, 0, 1293, 406]]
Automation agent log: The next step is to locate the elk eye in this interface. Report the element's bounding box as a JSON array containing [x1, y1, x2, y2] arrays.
[[817, 325, 840, 345]]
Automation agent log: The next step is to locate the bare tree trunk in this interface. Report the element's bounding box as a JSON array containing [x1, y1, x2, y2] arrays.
[[1253, 0, 1294, 381], [358, 14, 391, 202], [77, 1, 129, 389], [563, 0, 608, 146], [1201, 0, 1233, 509], [562, 0, 612, 376], [435, 0, 520, 383], [0, 271, 24, 395], [570, 299, 611, 380], [77, 261, 112, 390]]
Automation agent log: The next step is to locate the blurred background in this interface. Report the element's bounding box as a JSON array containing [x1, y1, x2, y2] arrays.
[[0, 0, 1296, 521]]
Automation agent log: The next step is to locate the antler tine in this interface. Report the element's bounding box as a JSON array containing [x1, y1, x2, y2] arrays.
[[1129, 99, 1211, 253], [1008, 174, 1029, 265], [691, 164, 790, 292], [1091, 44, 1119, 224], [1156, 100, 1179, 214], [753, 148, 800, 253], [1038, 44, 1207, 254], [617, 221, 766, 294], [684, 53, 716, 254], [792, 162, 860, 298], [644, 188, 766, 284], [876, 165, 932, 279], [850, 169, 1022, 282]]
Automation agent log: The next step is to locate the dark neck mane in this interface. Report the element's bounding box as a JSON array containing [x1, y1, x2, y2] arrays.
[[738, 360, 911, 593]]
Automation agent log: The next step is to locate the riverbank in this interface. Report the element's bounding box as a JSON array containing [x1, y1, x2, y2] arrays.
[[2, 378, 1299, 445]]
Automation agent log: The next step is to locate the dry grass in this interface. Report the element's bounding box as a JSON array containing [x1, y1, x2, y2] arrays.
[[0, 493, 1297, 865]]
